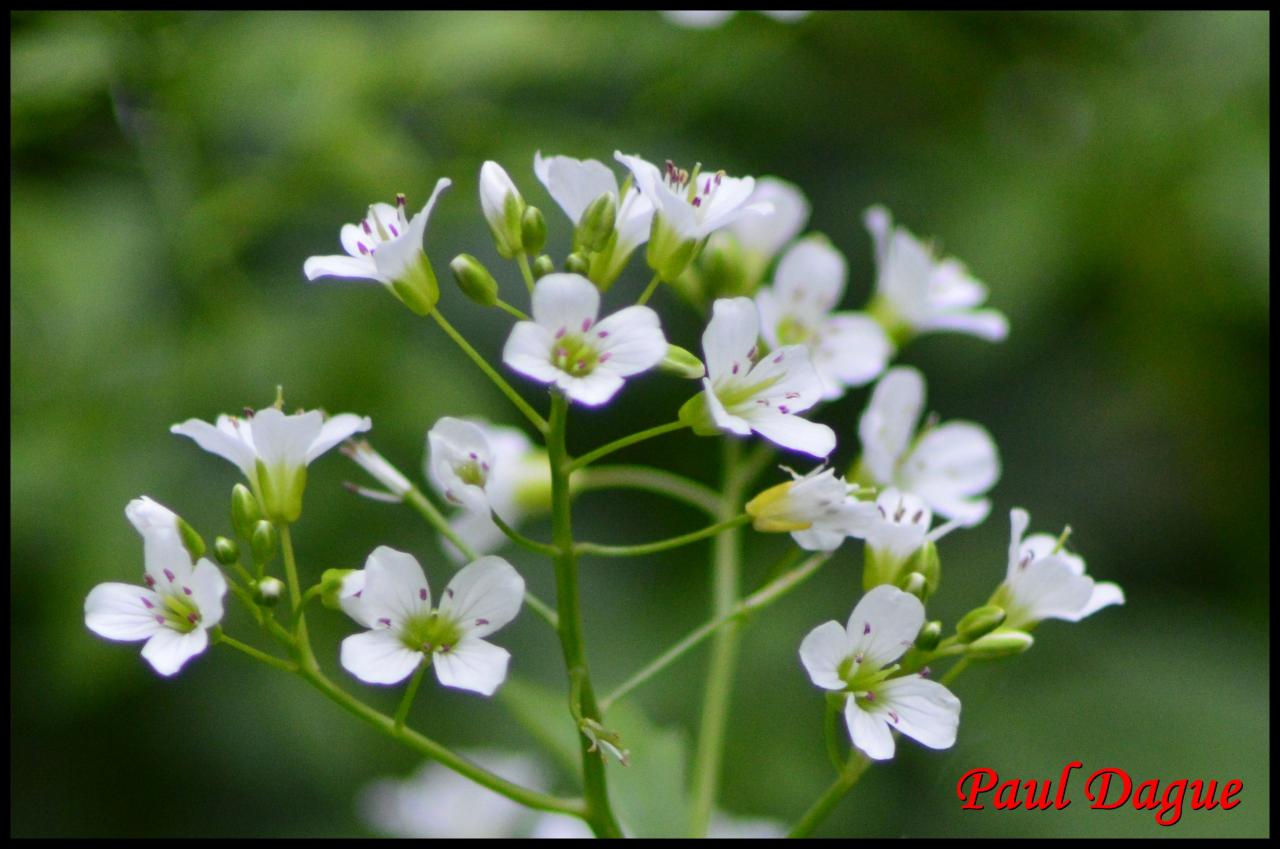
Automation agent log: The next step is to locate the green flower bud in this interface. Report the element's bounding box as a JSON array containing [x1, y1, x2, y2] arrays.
[[480, 161, 526, 259], [213, 536, 240, 567], [251, 520, 278, 565], [574, 192, 617, 254], [450, 253, 500, 307], [520, 206, 547, 256], [899, 570, 927, 600], [231, 484, 262, 540], [915, 620, 943, 652], [658, 344, 707, 379], [565, 252, 591, 276], [966, 629, 1034, 660], [957, 605, 1007, 644], [320, 568, 357, 610], [177, 518, 206, 561], [254, 576, 285, 607], [532, 254, 555, 279]]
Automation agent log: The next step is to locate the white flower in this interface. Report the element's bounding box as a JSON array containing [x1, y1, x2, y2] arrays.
[[480, 160, 526, 259], [858, 366, 998, 525], [171, 406, 372, 523], [428, 421, 551, 563], [529, 809, 787, 839], [661, 10, 811, 28], [864, 487, 961, 567], [343, 439, 413, 500], [721, 176, 810, 262], [503, 273, 667, 406], [746, 466, 877, 552], [994, 508, 1125, 630], [682, 297, 836, 458], [864, 205, 1008, 343], [427, 417, 496, 513], [533, 151, 654, 287], [756, 236, 892, 399], [615, 152, 764, 243], [303, 179, 452, 315], [800, 585, 961, 761], [84, 497, 227, 677], [338, 547, 524, 694]]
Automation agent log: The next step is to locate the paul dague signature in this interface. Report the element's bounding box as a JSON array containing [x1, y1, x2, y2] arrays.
[[957, 762, 1243, 826]]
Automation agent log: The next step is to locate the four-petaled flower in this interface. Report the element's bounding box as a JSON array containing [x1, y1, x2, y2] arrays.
[[682, 297, 836, 458], [993, 508, 1124, 630], [171, 405, 372, 523], [858, 366, 999, 525], [84, 497, 227, 677], [800, 585, 961, 761], [756, 235, 892, 400], [864, 205, 1008, 344], [746, 466, 877, 551], [427, 417, 496, 513], [339, 547, 524, 695], [861, 487, 963, 590], [503, 273, 667, 406]]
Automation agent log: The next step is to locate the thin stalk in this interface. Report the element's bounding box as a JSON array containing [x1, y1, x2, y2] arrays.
[[575, 464, 720, 517], [491, 510, 559, 557], [576, 514, 750, 558], [215, 630, 297, 673], [567, 420, 686, 471], [787, 754, 872, 838], [516, 252, 537, 294], [494, 297, 531, 321], [278, 526, 318, 670], [430, 310, 548, 434], [394, 659, 429, 730], [547, 393, 625, 838], [635, 271, 662, 306], [940, 657, 972, 687]]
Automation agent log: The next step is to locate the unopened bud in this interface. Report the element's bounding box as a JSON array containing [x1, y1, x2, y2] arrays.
[[957, 605, 1007, 644], [899, 570, 927, 600], [320, 568, 358, 611], [254, 576, 285, 607], [915, 620, 943, 652], [213, 536, 240, 567], [231, 484, 263, 540], [658, 344, 706, 379], [479, 161, 525, 259], [450, 253, 500, 306], [574, 192, 617, 254], [565, 252, 591, 276], [966, 629, 1034, 660], [520, 206, 547, 255], [251, 520, 277, 564], [177, 518, 206, 560], [532, 254, 555, 279]]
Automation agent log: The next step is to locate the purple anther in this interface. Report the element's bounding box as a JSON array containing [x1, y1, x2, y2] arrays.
[[732, 362, 740, 375], [419, 588, 427, 601], [778, 405, 789, 414], [155, 615, 166, 625], [920, 667, 932, 677], [854, 652, 864, 663], [912, 510, 924, 524], [362, 220, 372, 235], [378, 617, 392, 627], [389, 225, 399, 237], [475, 618, 489, 626], [163, 569, 176, 583], [748, 346, 757, 359], [865, 691, 876, 702], [468, 452, 478, 460], [692, 197, 702, 207], [395, 193, 406, 207], [144, 575, 157, 587], [354, 590, 363, 598], [599, 353, 611, 363], [888, 710, 900, 724], [575, 359, 587, 371], [877, 505, 887, 519], [141, 597, 155, 609], [756, 399, 769, 406], [785, 392, 799, 399], [582, 318, 593, 332], [445, 588, 454, 598], [481, 462, 490, 472], [187, 612, 199, 624], [555, 326, 567, 339], [773, 354, 784, 364], [182, 586, 192, 596], [597, 329, 609, 338], [440, 644, 452, 653], [863, 622, 871, 635], [357, 242, 369, 255]]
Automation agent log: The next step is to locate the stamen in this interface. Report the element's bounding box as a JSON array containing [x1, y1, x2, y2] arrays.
[[163, 569, 175, 583], [864, 690, 876, 702], [597, 330, 609, 338], [778, 405, 790, 414], [732, 362, 739, 375], [912, 510, 924, 524], [888, 710, 900, 724], [445, 588, 454, 598], [599, 353, 612, 363], [389, 225, 399, 237], [187, 612, 200, 624], [475, 618, 489, 626], [863, 622, 871, 635], [854, 652, 864, 663], [468, 452, 478, 460], [357, 242, 369, 255], [773, 354, 784, 364], [920, 666, 932, 677], [581, 318, 593, 332], [182, 586, 192, 596], [144, 575, 157, 587], [419, 589, 427, 601], [377, 617, 392, 628], [555, 327, 566, 339], [747, 346, 757, 359], [395, 193, 406, 207], [140, 597, 154, 609], [362, 220, 372, 235], [692, 196, 701, 207], [155, 615, 166, 625]]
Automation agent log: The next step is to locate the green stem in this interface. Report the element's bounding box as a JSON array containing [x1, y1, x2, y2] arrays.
[[940, 657, 972, 687], [215, 630, 297, 673], [787, 754, 872, 838], [394, 659, 430, 730], [599, 551, 830, 712], [576, 514, 751, 558], [491, 510, 559, 557], [278, 526, 318, 670], [494, 297, 531, 321], [575, 464, 720, 517], [824, 697, 845, 774], [635, 271, 663, 306], [547, 392, 625, 838], [516, 251, 537, 294], [430, 310, 548, 434], [689, 438, 749, 836], [567, 421, 687, 472]]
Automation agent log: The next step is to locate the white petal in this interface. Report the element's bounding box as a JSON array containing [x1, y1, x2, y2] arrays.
[[593, 305, 667, 376], [361, 546, 432, 628], [662, 9, 735, 27], [479, 161, 522, 223], [923, 309, 1010, 342], [814, 314, 892, 395], [899, 421, 1000, 523], [339, 569, 374, 627], [727, 177, 810, 258], [845, 700, 895, 760], [530, 273, 600, 333], [140, 627, 209, 677], [341, 629, 423, 685], [1020, 533, 1087, 575], [858, 366, 925, 485], [1072, 582, 1125, 620], [428, 417, 493, 512], [432, 638, 511, 696], [124, 496, 179, 536], [773, 237, 847, 315], [140, 526, 196, 591], [374, 178, 451, 281], [863, 205, 893, 267], [303, 254, 383, 283], [615, 186, 655, 255], [878, 229, 935, 324], [533, 152, 619, 224], [1006, 508, 1031, 581], [930, 259, 988, 309], [439, 556, 525, 639], [249, 408, 325, 471], [85, 583, 164, 642], [307, 413, 373, 464], [748, 414, 835, 458], [845, 585, 925, 670], [443, 509, 509, 563], [502, 321, 561, 385], [188, 558, 228, 628], [170, 417, 257, 476], [1007, 556, 1095, 627], [559, 370, 625, 407], [702, 377, 752, 436], [792, 526, 849, 552], [798, 620, 851, 690], [702, 297, 760, 382], [697, 175, 757, 236], [874, 675, 961, 750], [739, 344, 823, 415]]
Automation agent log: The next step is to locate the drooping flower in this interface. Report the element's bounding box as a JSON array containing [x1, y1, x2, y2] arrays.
[[863, 205, 1008, 344], [680, 297, 835, 458], [338, 547, 524, 694], [479, 161, 527, 259], [745, 466, 877, 551], [992, 508, 1124, 630], [84, 497, 227, 677], [503, 273, 667, 406], [171, 405, 372, 523], [756, 235, 892, 399], [799, 585, 961, 761], [533, 151, 654, 288], [857, 366, 998, 525], [303, 179, 452, 315]]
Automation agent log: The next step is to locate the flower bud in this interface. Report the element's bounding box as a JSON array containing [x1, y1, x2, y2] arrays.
[[899, 570, 927, 600], [479, 161, 525, 259], [915, 620, 943, 652], [254, 576, 285, 607], [966, 629, 1034, 660], [957, 605, 1007, 644], [320, 567, 357, 610], [573, 192, 617, 254], [251, 520, 278, 565], [646, 215, 698, 283], [745, 481, 808, 533], [450, 253, 500, 307], [532, 254, 555, 279], [658, 344, 707, 379], [177, 518, 206, 561], [565, 252, 591, 276], [520, 206, 547, 256], [231, 483, 262, 540], [213, 536, 240, 567]]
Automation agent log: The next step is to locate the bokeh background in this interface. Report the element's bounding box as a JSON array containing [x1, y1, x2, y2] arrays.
[[10, 10, 1269, 838]]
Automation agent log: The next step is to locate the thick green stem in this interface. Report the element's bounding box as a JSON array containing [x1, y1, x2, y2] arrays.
[[787, 754, 872, 838], [567, 421, 686, 471], [576, 514, 750, 558], [575, 465, 720, 518], [547, 393, 625, 838], [430, 309, 548, 434]]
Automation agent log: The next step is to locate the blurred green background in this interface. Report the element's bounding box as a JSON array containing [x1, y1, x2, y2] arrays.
[[10, 10, 1269, 838]]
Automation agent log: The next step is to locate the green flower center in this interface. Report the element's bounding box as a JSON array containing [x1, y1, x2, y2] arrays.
[[551, 333, 601, 377], [402, 611, 464, 654], [157, 591, 202, 634], [775, 316, 814, 347]]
